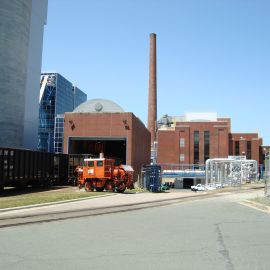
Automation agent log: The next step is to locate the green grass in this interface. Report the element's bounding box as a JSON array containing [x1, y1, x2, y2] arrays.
[[124, 187, 148, 194], [251, 196, 270, 207], [0, 187, 110, 209]]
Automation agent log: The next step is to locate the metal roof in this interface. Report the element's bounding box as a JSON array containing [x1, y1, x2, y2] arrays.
[[73, 98, 125, 113]]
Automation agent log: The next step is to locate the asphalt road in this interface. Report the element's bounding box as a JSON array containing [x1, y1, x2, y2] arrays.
[[0, 190, 270, 270]]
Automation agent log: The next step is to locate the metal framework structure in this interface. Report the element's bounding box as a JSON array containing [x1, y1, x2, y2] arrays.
[[265, 152, 270, 196], [205, 158, 258, 187], [54, 114, 64, 154]]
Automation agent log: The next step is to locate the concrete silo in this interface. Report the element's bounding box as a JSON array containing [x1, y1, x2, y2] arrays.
[[0, 0, 48, 149]]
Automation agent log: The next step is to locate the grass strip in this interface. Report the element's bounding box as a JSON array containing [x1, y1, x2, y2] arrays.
[[124, 187, 148, 194], [0, 189, 108, 209]]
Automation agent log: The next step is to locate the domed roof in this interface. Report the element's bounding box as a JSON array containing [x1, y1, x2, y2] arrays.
[[73, 98, 125, 113]]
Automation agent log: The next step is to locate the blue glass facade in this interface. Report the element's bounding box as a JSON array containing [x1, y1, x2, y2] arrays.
[[38, 73, 87, 152], [54, 114, 64, 153], [73, 86, 87, 110]]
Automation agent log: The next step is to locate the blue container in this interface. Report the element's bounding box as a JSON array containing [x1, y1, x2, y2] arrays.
[[143, 165, 162, 192]]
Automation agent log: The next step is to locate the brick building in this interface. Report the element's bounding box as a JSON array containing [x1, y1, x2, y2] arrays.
[[229, 133, 262, 164], [156, 113, 263, 166], [63, 99, 151, 179]]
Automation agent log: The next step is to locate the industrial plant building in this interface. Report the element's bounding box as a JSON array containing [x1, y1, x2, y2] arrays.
[[39, 73, 87, 153], [0, 0, 48, 149], [63, 99, 151, 179], [41, 33, 264, 182], [156, 113, 263, 168]]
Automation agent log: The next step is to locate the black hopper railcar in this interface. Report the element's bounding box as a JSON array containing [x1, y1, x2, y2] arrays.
[[0, 147, 69, 193]]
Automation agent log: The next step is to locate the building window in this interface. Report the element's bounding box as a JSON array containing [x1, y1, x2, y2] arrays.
[[180, 138, 185, 148], [194, 131, 199, 164], [204, 131, 210, 162], [235, 141, 240, 155], [247, 141, 252, 159], [180, 154, 185, 162]]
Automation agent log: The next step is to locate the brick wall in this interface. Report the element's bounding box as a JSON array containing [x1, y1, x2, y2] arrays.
[[157, 119, 232, 165], [230, 133, 263, 165], [63, 112, 150, 179]]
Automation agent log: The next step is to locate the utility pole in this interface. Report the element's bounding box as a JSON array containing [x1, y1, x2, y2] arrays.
[[265, 151, 270, 196]]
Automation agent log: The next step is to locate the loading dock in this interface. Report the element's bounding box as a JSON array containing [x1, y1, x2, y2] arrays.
[[162, 168, 205, 189], [68, 137, 127, 164], [183, 178, 194, 189]]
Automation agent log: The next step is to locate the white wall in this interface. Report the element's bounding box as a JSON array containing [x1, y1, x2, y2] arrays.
[[0, 0, 32, 148], [23, 0, 48, 149]]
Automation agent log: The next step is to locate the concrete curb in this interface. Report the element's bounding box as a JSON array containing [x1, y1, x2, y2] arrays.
[[0, 193, 116, 213]]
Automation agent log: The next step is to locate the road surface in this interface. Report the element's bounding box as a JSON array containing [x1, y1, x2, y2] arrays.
[[0, 189, 269, 270]]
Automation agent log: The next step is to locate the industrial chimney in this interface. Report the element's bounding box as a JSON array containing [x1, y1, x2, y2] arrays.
[[147, 33, 157, 145]]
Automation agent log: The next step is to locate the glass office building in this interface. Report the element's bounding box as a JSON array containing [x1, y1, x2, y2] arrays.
[[38, 73, 87, 152], [73, 86, 87, 110], [54, 114, 65, 153]]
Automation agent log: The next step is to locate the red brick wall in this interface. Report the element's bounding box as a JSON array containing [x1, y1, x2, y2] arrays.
[[157, 122, 263, 166], [157, 120, 231, 165], [157, 130, 179, 164], [230, 133, 263, 165], [130, 114, 151, 180], [63, 112, 150, 179], [217, 128, 229, 157]]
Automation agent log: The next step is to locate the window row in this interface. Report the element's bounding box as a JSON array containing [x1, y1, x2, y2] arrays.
[[179, 131, 210, 164]]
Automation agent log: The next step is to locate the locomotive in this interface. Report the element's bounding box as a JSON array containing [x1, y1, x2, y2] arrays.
[[76, 157, 134, 193]]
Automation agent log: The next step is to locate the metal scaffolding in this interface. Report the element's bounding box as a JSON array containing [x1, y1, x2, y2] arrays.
[[205, 158, 258, 187]]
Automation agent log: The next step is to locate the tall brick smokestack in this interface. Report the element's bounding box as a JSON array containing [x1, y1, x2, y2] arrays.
[[147, 33, 157, 145]]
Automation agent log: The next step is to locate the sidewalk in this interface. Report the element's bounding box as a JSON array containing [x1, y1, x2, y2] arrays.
[[0, 190, 202, 218], [0, 184, 264, 220]]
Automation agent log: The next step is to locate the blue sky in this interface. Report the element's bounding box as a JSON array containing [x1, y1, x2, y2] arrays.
[[42, 0, 270, 144]]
